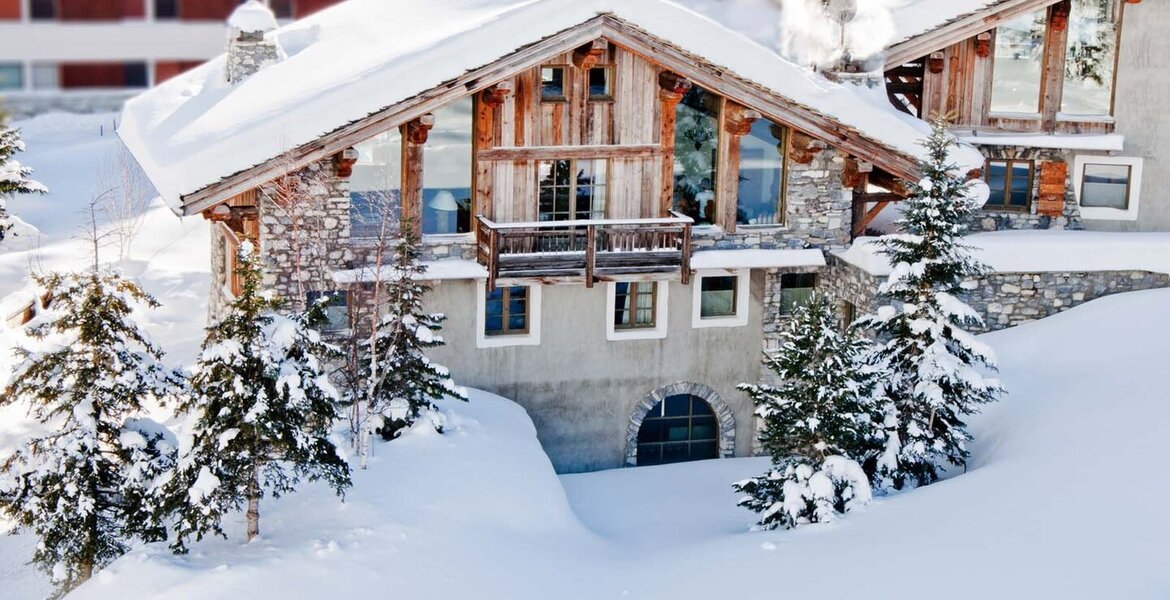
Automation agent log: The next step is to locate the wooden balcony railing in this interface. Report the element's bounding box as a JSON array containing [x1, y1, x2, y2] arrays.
[[476, 212, 694, 290]]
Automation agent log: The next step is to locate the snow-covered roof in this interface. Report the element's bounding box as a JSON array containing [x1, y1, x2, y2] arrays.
[[332, 259, 488, 284], [836, 231, 1170, 277], [956, 131, 1125, 152], [691, 248, 826, 271], [890, 0, 1007, 46], [119, 0, 984, 215]]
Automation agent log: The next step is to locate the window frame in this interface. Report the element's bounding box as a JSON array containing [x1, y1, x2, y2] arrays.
[[1059, 0, 1124, 118], [0, 62, 24, 91], [539, 65, 569, 103], [983, 158, 1035, 212], [606, 281, 669, 341], [1073, 155, 1143, 221], [778, 273, 817, 317], [735, 118, 790, 228], [536, 158, 609, 222], [476, 283, 542, 348], [587, 65, 614, 102], [988, 8, 1049, 117], [692, 270, 750, 329], [484, 285, 531, 337], [306, 290, 351, 333]]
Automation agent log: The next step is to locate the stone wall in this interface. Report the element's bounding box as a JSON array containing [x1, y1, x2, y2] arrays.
[[258, 159, 353, 310], [972, 145, 1084, 232], [226, 35, 282, 85], [208, 223, 231, 323]]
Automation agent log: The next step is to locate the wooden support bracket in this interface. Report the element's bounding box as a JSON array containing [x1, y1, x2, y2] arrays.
[[572, 39, 609, 70], [405, 114, 436, 145], [480, 81, 514, 106], [333, 147, 359, 178]]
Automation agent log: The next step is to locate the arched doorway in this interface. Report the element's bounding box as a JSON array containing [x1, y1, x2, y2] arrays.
[[625, 382, 735, 467]]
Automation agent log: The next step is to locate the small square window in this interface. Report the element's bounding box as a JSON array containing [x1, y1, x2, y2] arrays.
[[269, 0, 295, 19], [124, 62, 149, 88], [614, 282, 657, 329], [588, 67, 612, 100], [0, 64, 23, 91], [779, 273, 816, 316], [541, 66, 566, 102], [699, 276, 737, 319], [307, 290, 350, 332], [1080, 163, 1132, 210], [30, 0, 55, 20], [31, 62, 59, 90], [984, 159, 1033, 211], [154, 0, 178, 19], [485, 286, 529, 336]]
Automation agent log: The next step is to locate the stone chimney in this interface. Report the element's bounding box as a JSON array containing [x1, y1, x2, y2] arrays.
[[226, 0, 281, 85]]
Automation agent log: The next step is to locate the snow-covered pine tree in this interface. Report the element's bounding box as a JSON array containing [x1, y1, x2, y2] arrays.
[[0, 114, 47, 244], [861, 118, 1003, 490], [0, 272, 182, 596], [734, 293, 878, 529], [168, 242, 350, 551], [362, 220, 465, 444]]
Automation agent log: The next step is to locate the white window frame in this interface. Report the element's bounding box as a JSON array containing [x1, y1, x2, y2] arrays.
[[606, 281, 668, 341], [691, 270, 749, 329], [1073, 155, 1143, 222], [475, 282, 542, 349]]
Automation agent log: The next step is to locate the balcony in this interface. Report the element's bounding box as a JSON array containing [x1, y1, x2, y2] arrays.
[[475, 212, 694, 289]]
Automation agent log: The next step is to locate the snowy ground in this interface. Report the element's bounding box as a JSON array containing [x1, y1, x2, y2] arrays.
[[3, 113, 1169, 599]]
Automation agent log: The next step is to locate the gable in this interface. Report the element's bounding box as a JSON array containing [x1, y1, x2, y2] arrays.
[[887, 0, 1065, 66], [120, 0, 984, 216]]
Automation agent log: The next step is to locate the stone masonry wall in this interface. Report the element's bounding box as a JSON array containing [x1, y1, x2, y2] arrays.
[[208, 223, 231, 323], [226, 37, 282, 85]]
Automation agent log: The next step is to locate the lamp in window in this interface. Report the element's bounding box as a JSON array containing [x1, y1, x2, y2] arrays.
[[429, 190, 458, 234]]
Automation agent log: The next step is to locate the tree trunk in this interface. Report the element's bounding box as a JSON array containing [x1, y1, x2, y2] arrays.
[[246, 460, 261, 541]]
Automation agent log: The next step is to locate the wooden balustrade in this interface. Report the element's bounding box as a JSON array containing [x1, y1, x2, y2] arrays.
[[476, 212, 693, 290]]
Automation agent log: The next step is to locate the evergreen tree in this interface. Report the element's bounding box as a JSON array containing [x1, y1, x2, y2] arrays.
[[0, 114, 47, 244], [734, 293, 878, 530], [168, 242, 350, 551], [861, 119, 1003, 490], [0, 272, 182, 597], [362, 221, 466, 442]]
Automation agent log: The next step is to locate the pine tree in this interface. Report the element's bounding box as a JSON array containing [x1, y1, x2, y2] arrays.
[[0, 114, 47, 244], [168, 242, 350, 551], [861, 118, 1004, 490], [734, 293, 878, 530], [0, 271, 182, 597], [362, 221, 466, 443]]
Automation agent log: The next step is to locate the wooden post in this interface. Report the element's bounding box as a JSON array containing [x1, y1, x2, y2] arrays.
[[585, 224, 597, 288], [658, 71, 691, 217], [721, 102, 761, 234], [1040, 1, 1072, 132], [401, 114, 434, 239], [680, 222, 692, 285]]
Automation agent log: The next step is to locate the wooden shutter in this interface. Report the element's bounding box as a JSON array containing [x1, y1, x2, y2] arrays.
[[1036, 161, 1068, 217]]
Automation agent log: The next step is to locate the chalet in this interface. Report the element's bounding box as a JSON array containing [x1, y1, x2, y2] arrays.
[[119, 0, 1164, 473]]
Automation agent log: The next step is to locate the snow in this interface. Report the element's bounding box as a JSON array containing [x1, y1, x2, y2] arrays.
[[331, 258, 488, 283], [837, 230, 1170, 277], [690, 248, 826, 270], [228, 0, 278, 33], [119, 0, 983, 213], [957, 130, 1126, 151], [889, 0, 1005, 47]]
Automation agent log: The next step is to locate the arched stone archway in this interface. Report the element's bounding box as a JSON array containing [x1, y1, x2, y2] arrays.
[[625, 382, 736, 466]]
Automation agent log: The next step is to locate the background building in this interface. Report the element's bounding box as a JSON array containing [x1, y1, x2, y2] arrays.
[[0, 0, 342, 117]]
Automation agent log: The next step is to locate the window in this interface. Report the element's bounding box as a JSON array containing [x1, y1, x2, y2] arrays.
[[538, 159, 607, 222], [1062, 0, 1119, 116], [350, 129, 402, 239], [476, 284, 541, 348], [484, 286, 529, 336], [0, 63, 23, 91], [984, 159, 1034, 211], [1074, 156, 1142, 221], [673, 85, 721, 225], [779, 273, 816, 316], [269, 0, 295, 19], [541, 66, 566, 102], [607, 281, 668, 341], [31, 62, 58, 90], [990, 10, 1048, 114], [154, 0, 178, 19], [635, 394, 719, 466], [840, 301, 857, 332], [422, 96, 473, 235], [306, 291, 349, 332], [693, 271, 750, 328], [30, 0, 55, 19], [737, 118, 787, 226], [588, 66, 612, 100]]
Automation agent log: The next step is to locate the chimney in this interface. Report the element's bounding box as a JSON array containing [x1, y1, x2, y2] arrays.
[[226, 0, 281, 85]]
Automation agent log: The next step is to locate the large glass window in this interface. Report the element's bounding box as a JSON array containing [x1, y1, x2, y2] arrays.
[[350, 129, 402, 239], [485, 286, 529, 336], [538, 159, 607, 222], [699, 276, 737, 319], [985, 159, 1034, 211], [422, 97, 473, 235], [991, 10, 1048, 114], [779, 273, 816, 316], [1062, 0, 1118, 116], [636, 394, 719, 466], [0, 64, 23, 91], [737, 118, 787, 226], [614, 282, 658, 330], [1080, 163, 1132, 209], [673, 86, 721, 225]]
